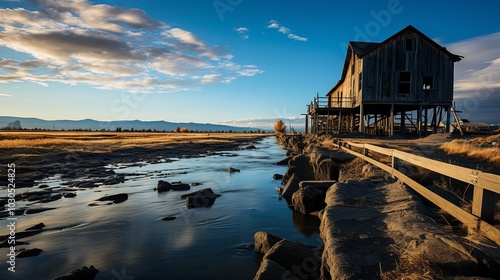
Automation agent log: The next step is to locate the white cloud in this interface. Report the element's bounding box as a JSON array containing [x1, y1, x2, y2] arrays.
[[448, 32, 500, 96], [0, 93, 13, 97], [288, 34, 308, 42], [266, 19, 307, 42], [0, 0, 263, 93], [234, 27, 249, 40]]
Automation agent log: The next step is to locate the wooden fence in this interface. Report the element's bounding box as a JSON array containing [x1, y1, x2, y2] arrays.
[[331, 139, 500, 246]]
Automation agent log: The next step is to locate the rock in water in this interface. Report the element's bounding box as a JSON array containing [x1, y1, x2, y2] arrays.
[[254, 231, 283, 255], [227, 167, 240, 173], [53, 265, 99, 280], [170, 182, 191, 191], [96, 193, 128, 203], [26, 222, 45, 231], [16, 248, 43, 258], [156, 180, 172, 192], [292, 187, 326, 214], [182, 188, 221, 208], [272, 174, 284, 180], [162, 216, 176, 221]]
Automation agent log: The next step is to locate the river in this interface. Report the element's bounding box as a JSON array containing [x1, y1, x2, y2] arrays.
[[0, 137, 322, 280]]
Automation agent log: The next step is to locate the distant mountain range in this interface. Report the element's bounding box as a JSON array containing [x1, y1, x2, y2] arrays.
[[0, 116, 265, 132]]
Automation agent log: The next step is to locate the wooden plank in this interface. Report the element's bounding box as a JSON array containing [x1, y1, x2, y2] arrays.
[[472, 186, 497, 222], [335, 142, 500, 246], [394, 169, 479, 230], [393, 150, 478, 185], [476, 172, 500, 193], [364, 143, 393, 156], [347, 142, 365, 148], [478, 221, 500, 247]]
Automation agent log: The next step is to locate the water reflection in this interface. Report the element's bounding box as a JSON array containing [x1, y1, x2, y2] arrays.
[[0, 137, 321, 280]]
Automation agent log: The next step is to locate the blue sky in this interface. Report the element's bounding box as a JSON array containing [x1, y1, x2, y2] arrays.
[[0, 0, 499, 129]]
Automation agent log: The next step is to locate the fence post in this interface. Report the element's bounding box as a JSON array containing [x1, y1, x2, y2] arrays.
[[391, 150, 399, 179], [472, 186, 496, 223]]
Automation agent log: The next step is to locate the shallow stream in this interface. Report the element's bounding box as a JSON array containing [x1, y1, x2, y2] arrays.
[[0, 137, 321, 279]]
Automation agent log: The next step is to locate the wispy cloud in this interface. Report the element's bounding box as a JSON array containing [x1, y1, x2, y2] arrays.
[[0, 0, 263, 93], [266, 20, 308, 42], [447, 32, 500, 124], [234, 27, 249, 40], [448, 32, 500, 95], [0, 93, 13, 97]]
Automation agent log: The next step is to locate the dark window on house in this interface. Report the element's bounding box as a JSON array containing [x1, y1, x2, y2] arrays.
[[423, 76, 434, 90], [398, 72, 411, 95], [405, 38, 415, 52], [382, 72, 391, 98], [351, 61, 355, 75]]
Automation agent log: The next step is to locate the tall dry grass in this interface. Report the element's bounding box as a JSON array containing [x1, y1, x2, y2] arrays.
[[381, 248, 443, 280], [440, 135, 500, 165], [0, 131, 266, 151]]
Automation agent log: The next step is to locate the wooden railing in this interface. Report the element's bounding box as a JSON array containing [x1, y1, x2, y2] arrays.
[[331, 139, 500, 245]]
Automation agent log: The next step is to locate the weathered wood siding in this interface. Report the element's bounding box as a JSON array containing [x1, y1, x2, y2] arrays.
[[329, 52, 363, 108], [362, 30, 454, 103]]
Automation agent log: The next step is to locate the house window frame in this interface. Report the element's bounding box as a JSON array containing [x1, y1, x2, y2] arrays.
[[398, 71, 412, 96], [405, 38, 415, 52], [423, 76, 434, 90]]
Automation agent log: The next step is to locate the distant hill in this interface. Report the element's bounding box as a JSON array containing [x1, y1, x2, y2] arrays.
[[0, 116, 264, 132]]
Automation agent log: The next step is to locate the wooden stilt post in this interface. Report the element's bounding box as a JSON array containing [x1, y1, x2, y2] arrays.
[[390, 104, 394, 136], [424, 108, 428, 136], [446, 105, 451, 133], [401, 111, 406, 136], [417, 105, 423, 137], [305, 114, 309, 134], [359, 104, 365, 133]]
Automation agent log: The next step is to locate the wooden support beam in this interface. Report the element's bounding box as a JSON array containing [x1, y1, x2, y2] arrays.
[[390, 104, 394, 136], [472, 187, 497, 223], [359, 103, 365, 133]]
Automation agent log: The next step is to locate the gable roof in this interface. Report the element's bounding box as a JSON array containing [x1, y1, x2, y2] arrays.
[[327, 25, 462, 96], [362, 25, 462, 62]]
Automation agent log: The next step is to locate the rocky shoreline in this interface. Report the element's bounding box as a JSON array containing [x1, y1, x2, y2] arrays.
[[252, 134, 500, 279]]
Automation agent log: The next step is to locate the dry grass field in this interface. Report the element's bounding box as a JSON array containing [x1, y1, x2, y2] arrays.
[[440, 134, 500, 165], [0, 131, 268, 152]]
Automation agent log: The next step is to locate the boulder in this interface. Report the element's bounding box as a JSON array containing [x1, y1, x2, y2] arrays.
[[262, 239, 322, 279], [182, 188, 221, 208], [96, 193, 128, 203], [53, 265, 99, 280], [156, 180, 172, 192], [227, 167, 240, 173], [162, 216, 176, 221], [281, 173, 300, 199], [64, 193, 77, 198], [275, 157, 291, 166], [253, 259, 289, 280], [254, 231, 283, 255], [272, 174, 283, 180], [291, 186, 326, 214]]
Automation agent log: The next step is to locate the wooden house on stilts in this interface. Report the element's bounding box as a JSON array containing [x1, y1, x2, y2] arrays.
[[306, 25, 462, 136]]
